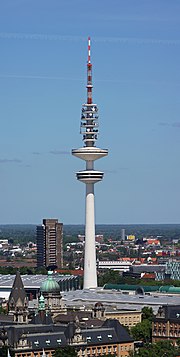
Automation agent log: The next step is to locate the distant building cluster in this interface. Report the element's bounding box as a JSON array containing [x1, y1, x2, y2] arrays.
[[78, 234, 104, 243]]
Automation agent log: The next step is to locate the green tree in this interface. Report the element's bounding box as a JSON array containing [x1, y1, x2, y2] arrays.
[[35, 266, 47, 275], [132, 340, 180, 357], [98, 270, 120, 286], [0, 305, 7, 314], [53, 346, 78, 357], [131, 319, 152, 343], [130, 306, 154, 344], [142, 306, 154, 322], [0, 347, 15, 357]]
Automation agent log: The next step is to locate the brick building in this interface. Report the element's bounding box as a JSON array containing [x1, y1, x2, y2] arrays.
[[152, 304, 180, 345]]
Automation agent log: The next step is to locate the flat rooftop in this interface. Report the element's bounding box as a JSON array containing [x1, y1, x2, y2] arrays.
[[0, 274, 76, 289], [61, 288, 180, 313]]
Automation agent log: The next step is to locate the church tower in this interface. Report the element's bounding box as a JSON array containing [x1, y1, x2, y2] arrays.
[[8, 271, 28, 323]]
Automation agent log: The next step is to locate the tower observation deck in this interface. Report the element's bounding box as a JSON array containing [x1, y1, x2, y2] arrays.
[[72, 37, 108, 289]]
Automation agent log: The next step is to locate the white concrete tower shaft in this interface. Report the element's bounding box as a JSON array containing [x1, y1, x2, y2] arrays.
[[85, 180, 97, 287], [72, 37, 108, 289]]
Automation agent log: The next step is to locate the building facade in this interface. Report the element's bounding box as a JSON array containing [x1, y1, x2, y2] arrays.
[[156, 260, 180, 281], [152, 304, 180, 345], [92, 302, 141, 328], [6, 319, 134, 357], [104, 310, 142, 328], [37, 219, 63, 269]]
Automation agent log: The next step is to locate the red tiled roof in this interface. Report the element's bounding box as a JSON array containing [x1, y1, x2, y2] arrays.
[[142, 273, 156, 279], [56, 269, 84, 276]]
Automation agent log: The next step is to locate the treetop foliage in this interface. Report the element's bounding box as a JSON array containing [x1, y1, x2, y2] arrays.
[[132, 340, 180, 357]]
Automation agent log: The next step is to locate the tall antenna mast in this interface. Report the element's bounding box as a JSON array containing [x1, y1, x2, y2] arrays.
[[87, 36, 92, 105]]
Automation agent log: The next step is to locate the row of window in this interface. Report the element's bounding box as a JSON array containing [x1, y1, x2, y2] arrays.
[[119, 316, 141, 321], [153, 332, 180, 337], [34, 338, 62, 346], [17, 353, 53, 357], [86, 334, 113, 343], [85, 345, 117, 355], [16, 343, 132, 357]]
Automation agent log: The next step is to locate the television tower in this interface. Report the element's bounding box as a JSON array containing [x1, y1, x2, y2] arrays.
[[72, 37, 108, 289]]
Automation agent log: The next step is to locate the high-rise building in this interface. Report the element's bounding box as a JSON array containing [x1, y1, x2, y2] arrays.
[[72, 38, 108, 289], [121, 228, 125, 241], [37, 219, 63, 269]]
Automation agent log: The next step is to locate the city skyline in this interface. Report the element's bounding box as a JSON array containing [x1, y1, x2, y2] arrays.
[[0, 1, 180, 224]]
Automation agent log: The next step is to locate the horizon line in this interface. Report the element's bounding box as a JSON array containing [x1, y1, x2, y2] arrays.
[[0, 223, 180, 226]]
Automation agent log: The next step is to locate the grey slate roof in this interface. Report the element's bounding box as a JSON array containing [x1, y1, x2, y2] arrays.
[[6, 318, 133, 352], [54, 311, 103, 328], [27, 331, 67, 349], [102, 319, 134, 343], [8, 271, 27, 308], [7, 323, 59, 345], [27, 320, 133, 348], [31, 310, 53, 325], [82, 327, 118, 345], [154, 304, 180, 322]]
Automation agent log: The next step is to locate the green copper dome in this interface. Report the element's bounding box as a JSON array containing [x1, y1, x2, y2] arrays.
[[40, 271, 60, 293]]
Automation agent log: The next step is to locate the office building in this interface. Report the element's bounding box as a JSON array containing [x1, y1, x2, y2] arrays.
[[37, 219, 63, 269]]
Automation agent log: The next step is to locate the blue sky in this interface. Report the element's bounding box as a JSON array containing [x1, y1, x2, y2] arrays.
[[0, 0, 180, 224]]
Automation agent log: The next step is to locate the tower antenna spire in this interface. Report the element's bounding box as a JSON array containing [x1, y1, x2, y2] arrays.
[[87, 36, 93, 105], [88, 36, 91, 64]]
